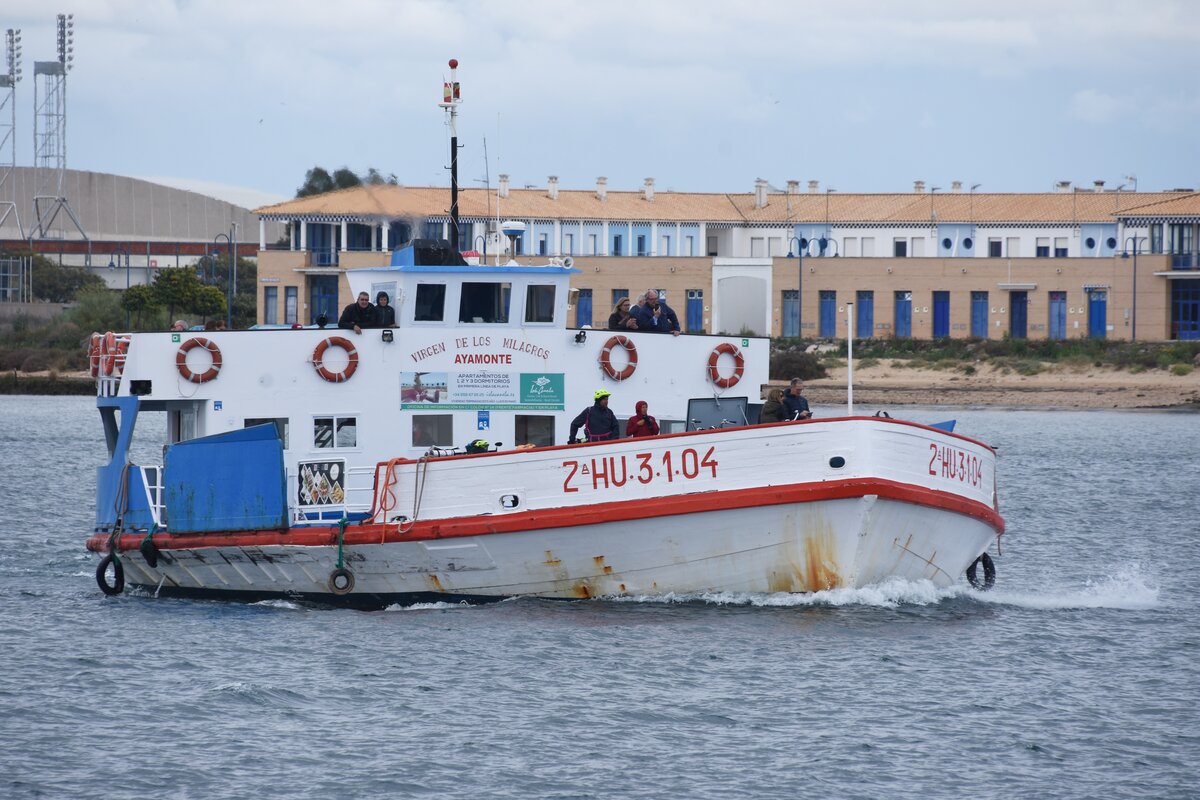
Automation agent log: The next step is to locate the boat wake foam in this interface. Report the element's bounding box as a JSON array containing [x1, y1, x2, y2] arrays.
[[967, 565, 1160, 610]]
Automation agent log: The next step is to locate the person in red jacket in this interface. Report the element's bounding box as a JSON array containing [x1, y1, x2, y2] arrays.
[[626, 400, 660, 437]]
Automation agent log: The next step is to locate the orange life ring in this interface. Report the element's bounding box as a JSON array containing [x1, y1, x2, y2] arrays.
[[598, 335, 638, 381], [707, 342, 745, 389], [313, 336, 359, 383], [100, 331, 117, 376], [113, 337, 129, 376], [88, 333, 102, 378], [176, 337, 223, 383]]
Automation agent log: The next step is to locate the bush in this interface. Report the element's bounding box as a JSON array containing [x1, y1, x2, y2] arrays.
[[770, 350, 827, 381], [1170, 363, 1193, 376]]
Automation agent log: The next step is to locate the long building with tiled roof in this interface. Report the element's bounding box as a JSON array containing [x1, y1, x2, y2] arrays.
[[253, 177, 1200, 341]]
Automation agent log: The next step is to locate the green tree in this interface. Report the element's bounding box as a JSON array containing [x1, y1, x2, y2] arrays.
[[15, 251, 106, 302], [331, 167, 361, 191], [120, 284, 163, 330], [64, 285, 125, 334], [297, 166, 334, 198], [152, 267, 204, 321], [194, 252, 258, 328], [192, 286, 226, 321]]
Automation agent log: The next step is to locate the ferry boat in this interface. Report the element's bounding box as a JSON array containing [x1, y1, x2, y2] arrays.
[[83, 239, 1004, 607]]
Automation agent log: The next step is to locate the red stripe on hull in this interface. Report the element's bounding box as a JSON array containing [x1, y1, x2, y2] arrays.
[[89, 478, 1003, 554]]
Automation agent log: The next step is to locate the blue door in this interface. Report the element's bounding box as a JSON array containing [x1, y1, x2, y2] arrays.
[[781, 290, 799, 337], [309, 276, 339, 325], [932, 291, 950, 338], [971, 291, 988, 338], [576, 288, 592, 328], [687, 290, 704, 332], [1173, 280, 1200, 339], [856, 291, 874, 338], [819, 291, 837, 338], [1049, 292, 1067, 339], [1010, 291, 1028, 339], [1088, 290, 1107, 338], [894, 291, 912, 337]]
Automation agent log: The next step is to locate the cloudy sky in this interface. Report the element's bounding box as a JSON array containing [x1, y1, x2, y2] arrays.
[[4, 0, 1198, 207]]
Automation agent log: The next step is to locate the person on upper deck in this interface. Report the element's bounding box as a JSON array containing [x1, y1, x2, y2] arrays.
[[569, 389, 619, 443], [170, 320, 188, 332], [338, 292, 375, 334], [630, 289, 680, 335], [626, 400, 660, 438], [782, 378, 813, 420], [607, 297, 639, 331], [760, 388, 787, 423], [375, 291, 396, 327]]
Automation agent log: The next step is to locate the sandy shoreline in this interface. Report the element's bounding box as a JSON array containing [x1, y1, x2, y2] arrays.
[[783, 360, 1200, 410]]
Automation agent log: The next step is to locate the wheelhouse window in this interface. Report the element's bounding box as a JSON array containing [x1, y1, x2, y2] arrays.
[[414, 284, 446, 322], [515, 415, 555, 447], [245, 417, 289, 450], [459, 282, 511, 323], [314, 416, 357, 449], [412, 414, 453, 447], [525, 285, 556, 323]]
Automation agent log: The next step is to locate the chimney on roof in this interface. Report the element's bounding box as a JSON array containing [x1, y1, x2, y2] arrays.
[[1056, 180, 1072, 193], [951, 181, 962, 193], [596, 176, 607, 202], [787, 180, 799, 195], [808, 180, 819, 194], [643, 177, 655, 202], [914, 180, 925, 193], [1093, 180, 1105, 193], [498, 174, 509, 199], [754, 178, 768, 209], [548, 175, 559, 200]]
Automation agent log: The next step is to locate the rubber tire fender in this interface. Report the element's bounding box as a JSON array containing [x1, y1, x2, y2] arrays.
[[328, 567, 355, 595], [966, 553, 996, 590], [96, 553, 125, 596]]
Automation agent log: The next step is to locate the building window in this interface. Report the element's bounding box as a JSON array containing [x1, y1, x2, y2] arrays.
[[525, 285, 556, 323], [612, 234, 623, 256], [515, 415, 555, 447], [459, 282, 511, 323], [414, 284, 446, 322], [538, 233, 548, 256], [707, 235, 718, 256], [989, 239, 1002, 257], [1036, 237, 1050, 257], [314, 416, 357, 449], [910, 237, 924, 257], [685, 235, 695, 256], [636, 235, 647, 256], [612, 289, 628, 308], [751, 237, 765, 258], [412, 414, 452, 447], [563, 233, 574, 255], [588, 234, 598, 255], [893, 238, 908, 257], [284, 286, 298, 324], [1086, 237, 1097, 250], [661, 235, 671, 255], [861, 237, 875, 257], [263, 286, 278, 325], [245, 417, 288, 449], [1054, 237, 1068, 257], [963, 237, 973, 250], [941, 238, 953, 251]]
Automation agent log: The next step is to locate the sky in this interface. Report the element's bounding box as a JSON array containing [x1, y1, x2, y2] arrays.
[[3, 0, 1199, 208]]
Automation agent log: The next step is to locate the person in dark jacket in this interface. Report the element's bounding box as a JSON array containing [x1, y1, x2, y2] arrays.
[[759, 388, 787, 423], [630, 289, 681, 335], [338, 292, 375, 334], [781, 378, 813, 420], [375, 291, 396, 327], [569, 389, 620, 442], [607, 297, 638, 331], [626, 400, 660, 437]]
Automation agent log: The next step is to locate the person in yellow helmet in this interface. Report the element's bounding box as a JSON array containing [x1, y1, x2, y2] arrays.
[[569, 389, 619, 443]]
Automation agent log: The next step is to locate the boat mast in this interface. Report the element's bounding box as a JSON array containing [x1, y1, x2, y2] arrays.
[[440, 58, 462, 250], [846, 301, 854, 416]]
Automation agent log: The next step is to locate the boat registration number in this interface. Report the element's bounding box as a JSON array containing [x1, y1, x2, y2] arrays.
[[928, 443, 983, 488], [562, 446, 718, 493]]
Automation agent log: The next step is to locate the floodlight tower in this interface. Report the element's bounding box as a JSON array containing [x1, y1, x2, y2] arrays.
[[32, 13, 85, 239], [0, 28, 22, 236], [439, 58, 462, 250]]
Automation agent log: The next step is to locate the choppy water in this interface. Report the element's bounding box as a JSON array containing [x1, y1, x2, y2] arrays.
[[1, 396, 1197, 799]]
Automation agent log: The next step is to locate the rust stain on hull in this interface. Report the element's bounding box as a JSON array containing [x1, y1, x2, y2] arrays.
[[426, 574, 444, 592], [768, 530, 843, 593]]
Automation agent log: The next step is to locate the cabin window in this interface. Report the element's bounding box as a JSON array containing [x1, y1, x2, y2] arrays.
[[459, 282, 511, 323], [415, 284, 446, 322], [245, 417, 289, 450], [525, 285, 556, 323], [284, 286, 298, 324], [412, 414, 453, 447], [515, 415, 555, 447], [314, 416, 357, 449]]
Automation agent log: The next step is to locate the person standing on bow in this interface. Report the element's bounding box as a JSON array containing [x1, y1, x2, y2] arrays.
[[569, 389, 620, 443], [782, 378, 813, 420], [626, 400, 660, 438], [338, 291, 375, 335]]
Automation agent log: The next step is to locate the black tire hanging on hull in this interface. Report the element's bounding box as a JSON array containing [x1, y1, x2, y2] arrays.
[[967, 553, 996, 591], [96, 554, 125, 596]]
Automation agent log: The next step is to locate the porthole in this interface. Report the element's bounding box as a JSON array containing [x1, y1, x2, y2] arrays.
[[829, 456, 846, 469], [963, 237, 973, 250], [942, 238, 952, 250], [1106, 237, 1117, 249], [1085, 237, 1096, 249]]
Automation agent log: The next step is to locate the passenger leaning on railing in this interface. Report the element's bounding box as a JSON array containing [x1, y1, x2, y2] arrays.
[[569, 390, 619, 443]]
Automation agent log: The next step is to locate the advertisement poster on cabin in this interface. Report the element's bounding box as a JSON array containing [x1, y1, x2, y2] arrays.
[[400, 372, 564, 410]]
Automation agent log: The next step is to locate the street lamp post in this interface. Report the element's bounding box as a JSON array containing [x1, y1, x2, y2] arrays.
[[108, 247, 130, 328], [214, 223, 236, 328], [1122, 235, 1147, 342], [787, 235, 806, 337]]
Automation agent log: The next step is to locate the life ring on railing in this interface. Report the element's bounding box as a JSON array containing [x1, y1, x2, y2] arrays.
[[113, 337, 129, 376], [313, 336, 359, 383], [328, 567, 355, 595], [967, 553, 996, 591], [598, 335, 638, 381], [96, 553, 125, 596], [176, 337, 223, 383], [100, 331, 118, 376], [707, 343, 745, 389], [88, 333, 102, 378]]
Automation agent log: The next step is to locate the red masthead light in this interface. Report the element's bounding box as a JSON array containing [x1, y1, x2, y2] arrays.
[[449, 58, 458, 68]]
